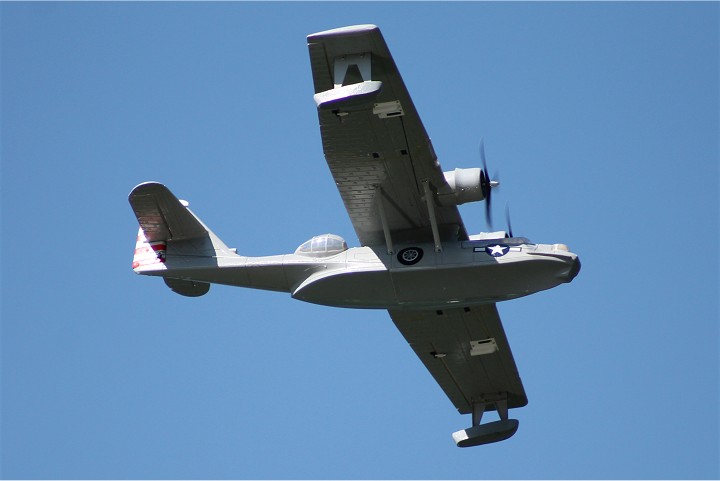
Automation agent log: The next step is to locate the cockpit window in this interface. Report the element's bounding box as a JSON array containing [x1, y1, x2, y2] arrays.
[[295, 234, 348, 257]]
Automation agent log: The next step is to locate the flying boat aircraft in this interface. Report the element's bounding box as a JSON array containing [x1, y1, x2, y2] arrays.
[[128, 25, 580, 447]]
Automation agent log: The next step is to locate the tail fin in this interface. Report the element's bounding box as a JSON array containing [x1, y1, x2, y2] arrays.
[[128, 182, 237, 279], [133, 226, 167, 271]]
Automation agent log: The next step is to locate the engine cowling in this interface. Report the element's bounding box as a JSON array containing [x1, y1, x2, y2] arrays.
[[439, 168, 487, 206]]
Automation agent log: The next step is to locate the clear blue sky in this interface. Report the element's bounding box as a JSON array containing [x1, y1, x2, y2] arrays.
[[2, 2, 718, 479]]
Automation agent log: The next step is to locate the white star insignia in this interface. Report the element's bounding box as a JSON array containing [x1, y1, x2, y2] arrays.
[[488, 245, 508, 256]]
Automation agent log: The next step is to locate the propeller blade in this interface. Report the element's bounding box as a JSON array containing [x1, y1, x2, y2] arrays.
[[478, 138, 499, 229], [486, 193, 493, 230], [505, 203, 514, 238]]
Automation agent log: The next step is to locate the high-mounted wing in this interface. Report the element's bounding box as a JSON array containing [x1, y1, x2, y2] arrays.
[[309, 26, 526, 446], [307, 25, 469, 248], [389, 304, 527, 417]]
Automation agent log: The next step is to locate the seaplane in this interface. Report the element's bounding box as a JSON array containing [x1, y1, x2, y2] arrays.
[[128, 25, 580, 447]]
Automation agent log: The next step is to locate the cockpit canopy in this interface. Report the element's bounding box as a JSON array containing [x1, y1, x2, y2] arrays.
[[295, 234, 348, 257]]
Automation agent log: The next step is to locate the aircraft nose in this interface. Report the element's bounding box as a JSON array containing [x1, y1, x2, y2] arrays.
[[563, 256, 581, 283]]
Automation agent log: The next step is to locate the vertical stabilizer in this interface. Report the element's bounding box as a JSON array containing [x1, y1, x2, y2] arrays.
[[132, 227, 168, 272], [128, 182, 238, 276]]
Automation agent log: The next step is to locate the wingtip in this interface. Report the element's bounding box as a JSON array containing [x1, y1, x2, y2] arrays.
[[307, 24, 379, 41], [128, 181, 165, 199]]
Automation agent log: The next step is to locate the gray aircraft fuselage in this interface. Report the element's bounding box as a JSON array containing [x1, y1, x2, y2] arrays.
[[141, 237, 580, 310]]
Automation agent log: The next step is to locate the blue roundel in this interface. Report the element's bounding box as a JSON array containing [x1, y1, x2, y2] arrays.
[[485, 244, 510, 257]]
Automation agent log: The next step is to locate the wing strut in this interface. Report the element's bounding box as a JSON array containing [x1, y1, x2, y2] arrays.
[[421, 180, 443, 252], [375, 186, 394, 255], [472, 402, 486, 426], [470, 397, 509, 427]]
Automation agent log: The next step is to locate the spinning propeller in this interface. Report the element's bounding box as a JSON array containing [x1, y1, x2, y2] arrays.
[[479, 139, 500, 229], [505, 203, 514, 238]]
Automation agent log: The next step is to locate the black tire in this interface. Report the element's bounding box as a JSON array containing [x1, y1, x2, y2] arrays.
[[397, 247, 424, 265]]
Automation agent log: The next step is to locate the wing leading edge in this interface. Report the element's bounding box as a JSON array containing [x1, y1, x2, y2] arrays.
[[307, 25, 469, 247], [388, 304, 527, 416]]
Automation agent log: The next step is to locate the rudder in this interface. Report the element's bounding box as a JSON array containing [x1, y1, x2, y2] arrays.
[[128, 182, 238, 287], [133, 227, 167, 271]]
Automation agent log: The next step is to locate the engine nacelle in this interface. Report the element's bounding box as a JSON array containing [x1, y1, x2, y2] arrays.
[[439, 168, 487, 206]]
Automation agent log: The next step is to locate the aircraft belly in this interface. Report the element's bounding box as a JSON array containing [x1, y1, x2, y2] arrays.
[[390, 254, 575, 308], [290, 251, 575, 309], [291, 267, 397, 308]]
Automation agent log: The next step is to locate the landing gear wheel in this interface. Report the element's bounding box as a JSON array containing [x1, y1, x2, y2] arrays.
[[397, 247, 423, 265]]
